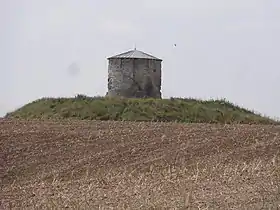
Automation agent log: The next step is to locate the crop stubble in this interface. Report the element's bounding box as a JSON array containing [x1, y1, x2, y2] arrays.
[[1, 119, 280, 209]]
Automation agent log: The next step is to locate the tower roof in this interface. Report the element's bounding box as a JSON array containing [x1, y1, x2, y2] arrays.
[[108, 49, 162, 61]]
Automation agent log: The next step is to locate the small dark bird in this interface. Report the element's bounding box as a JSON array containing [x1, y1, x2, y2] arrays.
[[174, 44, 177, 47]]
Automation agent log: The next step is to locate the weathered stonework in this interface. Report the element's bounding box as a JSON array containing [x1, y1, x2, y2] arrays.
[[107, 57, 162, 98]]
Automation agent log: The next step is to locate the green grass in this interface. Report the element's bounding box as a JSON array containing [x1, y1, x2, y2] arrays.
[[5, 95, 278, 124]]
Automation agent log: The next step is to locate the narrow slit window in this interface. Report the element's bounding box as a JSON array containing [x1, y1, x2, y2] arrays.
[[120, 59, 123, 68]]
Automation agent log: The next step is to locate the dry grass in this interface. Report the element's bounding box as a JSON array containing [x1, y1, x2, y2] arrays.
[[1, 119, 280, 209]]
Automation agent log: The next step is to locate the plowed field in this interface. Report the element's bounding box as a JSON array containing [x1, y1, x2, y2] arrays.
[[1, 119, 280, 209]]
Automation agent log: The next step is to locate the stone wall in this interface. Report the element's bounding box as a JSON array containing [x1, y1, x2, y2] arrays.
[[107, 58, 162, 98]]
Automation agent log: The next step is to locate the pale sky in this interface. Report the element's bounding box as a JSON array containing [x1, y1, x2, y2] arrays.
[[1, 0, 280, 118]]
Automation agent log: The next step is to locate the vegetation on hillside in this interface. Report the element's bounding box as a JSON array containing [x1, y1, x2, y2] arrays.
[[5, 95, 278, 124]]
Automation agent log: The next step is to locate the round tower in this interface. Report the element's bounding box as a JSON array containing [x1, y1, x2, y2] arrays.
[[107, 48, 162, 98]]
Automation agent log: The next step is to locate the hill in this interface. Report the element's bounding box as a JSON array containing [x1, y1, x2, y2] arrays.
[[5, 95, 278, 124], [1, 119, 280, 209]]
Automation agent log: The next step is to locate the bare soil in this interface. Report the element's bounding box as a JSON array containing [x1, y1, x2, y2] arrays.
[[1, 119, 280, 209]]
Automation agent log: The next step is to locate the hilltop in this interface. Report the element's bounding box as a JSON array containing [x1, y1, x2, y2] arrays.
[[5, 95, 277, 124]]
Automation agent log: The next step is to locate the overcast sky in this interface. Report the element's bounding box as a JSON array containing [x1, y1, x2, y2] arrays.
[[1, 0, 280, 118]]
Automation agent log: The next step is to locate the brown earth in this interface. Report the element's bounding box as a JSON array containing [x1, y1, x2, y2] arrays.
[[1, 119, 280, 209]]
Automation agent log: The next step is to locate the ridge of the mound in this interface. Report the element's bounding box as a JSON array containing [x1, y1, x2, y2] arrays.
[[5, 95, 278, 124]]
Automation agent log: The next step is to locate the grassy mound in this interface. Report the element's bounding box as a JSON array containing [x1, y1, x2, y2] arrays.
[[5, 95, 277, 124]]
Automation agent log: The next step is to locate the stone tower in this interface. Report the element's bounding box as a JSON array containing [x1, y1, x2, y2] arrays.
[[107, 48, 162, 98]]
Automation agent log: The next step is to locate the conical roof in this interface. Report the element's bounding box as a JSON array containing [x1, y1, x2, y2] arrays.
[[108, 49, 162, 61]]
